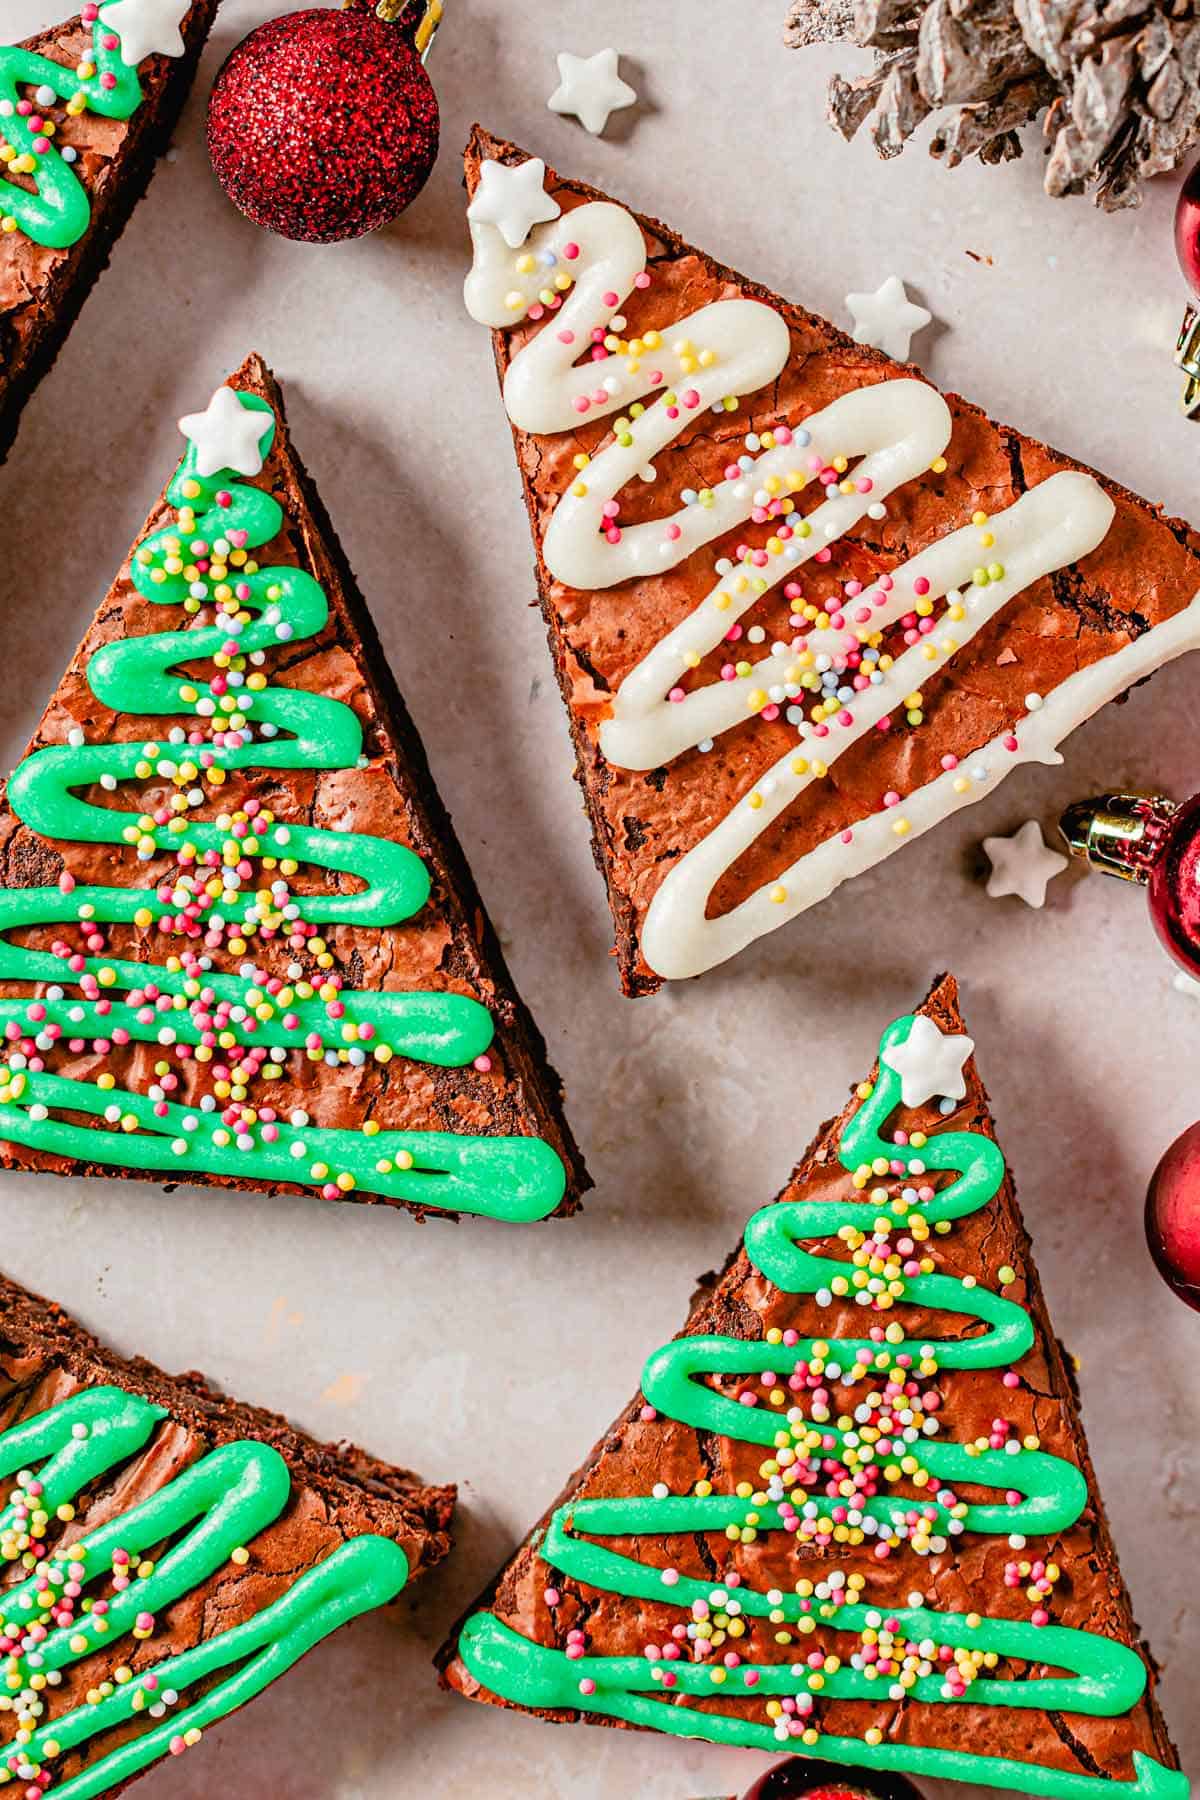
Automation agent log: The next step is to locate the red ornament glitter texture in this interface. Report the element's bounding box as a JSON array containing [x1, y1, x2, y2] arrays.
[[737, 1762, 928, 1800], [207, 1, 441, 243], [1146, 1121, 1200, 1311]]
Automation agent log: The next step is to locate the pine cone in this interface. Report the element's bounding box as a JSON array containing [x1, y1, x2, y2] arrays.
[[786, 0, 1200, 207]]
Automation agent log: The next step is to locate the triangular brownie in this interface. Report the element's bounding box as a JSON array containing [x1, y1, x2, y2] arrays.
[[462, 129, 1200, 996], [0, 1270, 454, 1795], [440, 975, 1181, 1800], [0, 1, 219, 465], [0, 352, 586, 1221]]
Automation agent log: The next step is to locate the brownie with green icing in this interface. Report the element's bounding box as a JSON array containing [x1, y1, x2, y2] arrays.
[[439, 974, 1181, 1800], [0, 3, 220, 466], [0, 1268, 454, 1796], [0, 352, 587, 1222]]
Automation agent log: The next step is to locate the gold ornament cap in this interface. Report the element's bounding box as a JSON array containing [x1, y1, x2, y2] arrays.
[[1177, 305, 1200, 417], [1058, 793, 1179, 884]]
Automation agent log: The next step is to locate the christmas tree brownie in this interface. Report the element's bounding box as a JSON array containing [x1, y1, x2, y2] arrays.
[[0, 1, 220, 465], [0, 352, 586, 1221], [440, 974, 1182, 1800], [0, 1270, 454, 1796], [463, 129, 1200, 995]]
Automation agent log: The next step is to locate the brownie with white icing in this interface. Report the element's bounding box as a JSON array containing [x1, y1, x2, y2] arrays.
[[0, 2, 219, 465], [462, 127, 1200, 995], [439, 974, 1180, 1800], [0, 1269, 454, 1796]]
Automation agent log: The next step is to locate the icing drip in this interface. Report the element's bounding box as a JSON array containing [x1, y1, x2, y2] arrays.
[[0, 389, 566, 1222], [458, 1013, 1184, 1800], [0, 12, 170, 250], [0, 1387, 407, 1796], [465, 179, 1200, 981]]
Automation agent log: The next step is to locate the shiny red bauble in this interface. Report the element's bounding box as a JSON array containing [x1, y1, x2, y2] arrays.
[[739, 1760, 928, 1800], [1174, 158, 1200, 297], [1146, 1120, 1200, 1312], [207, 5, 439, 243], [1145, 791, 1200, 981]]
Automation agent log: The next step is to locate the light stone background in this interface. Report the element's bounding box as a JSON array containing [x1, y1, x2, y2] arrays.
[[2, 4, 1199, 1797]]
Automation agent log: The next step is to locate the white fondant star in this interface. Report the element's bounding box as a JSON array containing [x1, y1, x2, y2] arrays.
[[983, 820, 1069, 909], [845, 275, 933, 362], [548, 48, 637, 137], [177, 386, 270, 480], [467, 157, 561, 250], [98, 0, 188, 67], [881, 1015, 974, 1109]]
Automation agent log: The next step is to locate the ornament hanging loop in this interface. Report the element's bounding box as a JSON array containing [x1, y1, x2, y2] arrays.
[[1175, 304, 1200, 417], [344, 0, 444, 59]]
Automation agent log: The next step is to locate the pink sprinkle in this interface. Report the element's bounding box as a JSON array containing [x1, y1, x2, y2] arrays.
[[634, 271, 651, 289], [563, 242, 579, 260], [543, 1587, 561, 1607], [100, 71, 116, 88], [840, 829, 854, 844], [572, 396, 591, 415], [602, 290, 619, 307], [474, 1053, 493, 1073], [941, 753, 959, 770], [640, 1404, 657, 1421], [665, 522, 682, 541], [913, 576, 930, 596], [168, 1737, 186, 1757], [557, 330, 575, 344], [579, 1678, 597, 1695], [1003, 734, 1019, 752], [668, 686, 686, 704]]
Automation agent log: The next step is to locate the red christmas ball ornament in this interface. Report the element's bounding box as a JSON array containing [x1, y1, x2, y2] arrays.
[[738, 1761, 928, 1800], [1146, 1121, 1200, 1310], [207, 0, 442, 244], [1173, 158, 1200, 414], [1060, 791, 1200, 979]]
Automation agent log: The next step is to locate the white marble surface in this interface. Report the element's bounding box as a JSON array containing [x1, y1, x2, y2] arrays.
[[2, 4, 1199, 1798]]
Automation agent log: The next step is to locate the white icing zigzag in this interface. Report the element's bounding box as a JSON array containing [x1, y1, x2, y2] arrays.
[[465, 173, 1200, 981]]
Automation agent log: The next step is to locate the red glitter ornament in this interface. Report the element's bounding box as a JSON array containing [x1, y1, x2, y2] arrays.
[[738, 1760, 928, 1800], [1146, 1121, 1200, 1311], [207, 1, 441, 244], [1059, 791, 1200, 980]]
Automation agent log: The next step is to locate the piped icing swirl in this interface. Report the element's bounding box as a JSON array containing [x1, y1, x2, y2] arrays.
[[0, 1384, 408, 1797], [464, 164, 1200, 981], [458, 1012, 1183, 1800], [1, 4, 183, 251], [0, 386, 566, 1221]]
